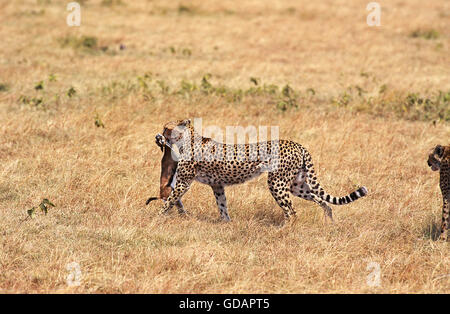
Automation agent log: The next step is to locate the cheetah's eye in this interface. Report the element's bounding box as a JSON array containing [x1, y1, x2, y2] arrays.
[[435, 145, 444, 157]]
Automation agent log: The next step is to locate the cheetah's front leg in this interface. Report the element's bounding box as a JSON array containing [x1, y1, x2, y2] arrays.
[[161, 181, 192, 215], [161, 173, 194, 216], [211, 185, 230, 222]]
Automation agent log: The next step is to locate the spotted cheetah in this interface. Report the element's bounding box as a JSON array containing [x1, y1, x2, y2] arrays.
[[150, 119, 368, 222], [427, 144, 450, 241]]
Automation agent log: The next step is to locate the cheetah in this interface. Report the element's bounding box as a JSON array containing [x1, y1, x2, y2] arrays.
[[149, 119, 368, 222], [427, 144, 450, 241]]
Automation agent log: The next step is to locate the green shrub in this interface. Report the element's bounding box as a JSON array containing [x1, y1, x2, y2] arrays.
[[58, 35, 102, 54], [410, 29, 440, 40], [0, 83, 9, 92], [101, 0, 124, 6]]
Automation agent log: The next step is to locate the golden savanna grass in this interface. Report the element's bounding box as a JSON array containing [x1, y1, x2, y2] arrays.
[[0, 0, 449, 293]]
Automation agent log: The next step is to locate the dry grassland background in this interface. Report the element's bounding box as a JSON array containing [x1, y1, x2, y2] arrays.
[[0, 0, 449, 293]]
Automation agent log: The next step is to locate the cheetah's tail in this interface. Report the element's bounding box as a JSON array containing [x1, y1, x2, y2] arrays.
[[302, 149, 368, 205], [318, 186, 368, 205]]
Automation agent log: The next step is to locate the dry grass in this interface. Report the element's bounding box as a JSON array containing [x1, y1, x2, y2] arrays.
[[0, 0, 449, 293]]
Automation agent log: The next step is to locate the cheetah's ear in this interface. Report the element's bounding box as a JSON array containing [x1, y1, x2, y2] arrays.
[[434, 145, 444, 157]]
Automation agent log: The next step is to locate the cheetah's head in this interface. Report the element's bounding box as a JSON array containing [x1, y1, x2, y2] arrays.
[[427, 144, 445, 171], [161, 119, 192, 147]]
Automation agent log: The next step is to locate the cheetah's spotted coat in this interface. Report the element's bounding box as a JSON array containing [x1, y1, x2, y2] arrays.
[[150, 119, 368, 222], [427, 144, 450, 240]]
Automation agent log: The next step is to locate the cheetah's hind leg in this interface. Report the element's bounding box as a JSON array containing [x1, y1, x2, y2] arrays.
[[211, 185, 230, 222], [267, 172, 296, 221], [291, 181, 333, 223]]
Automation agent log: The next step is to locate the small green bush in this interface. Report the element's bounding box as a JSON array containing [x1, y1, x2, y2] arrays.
[[0, 83, 9, 92], [410, 29, 440, 40], [58, 35, 102, 54]]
